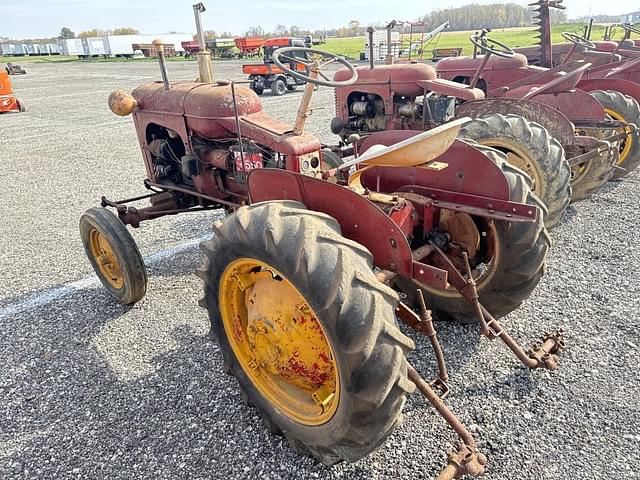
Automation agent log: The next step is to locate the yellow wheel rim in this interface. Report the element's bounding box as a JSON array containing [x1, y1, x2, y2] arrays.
[[420, 215, 501, 298], [219, 258, 339, 425], [484, 140, 545, 198], [604, 107, 633, 167], [88, 229, 124, 289]]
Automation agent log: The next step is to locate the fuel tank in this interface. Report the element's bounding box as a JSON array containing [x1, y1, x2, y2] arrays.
[[334, 63, 437, 97], [131, 81, 262, 138]]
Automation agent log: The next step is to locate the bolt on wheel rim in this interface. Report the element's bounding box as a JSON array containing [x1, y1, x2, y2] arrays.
[[219, 258, 340, 425], [88, 229, 124, 288]]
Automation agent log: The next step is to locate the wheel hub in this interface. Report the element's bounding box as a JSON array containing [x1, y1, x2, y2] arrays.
[[88, 229, 124, 288], [220, 259, 339, 425]]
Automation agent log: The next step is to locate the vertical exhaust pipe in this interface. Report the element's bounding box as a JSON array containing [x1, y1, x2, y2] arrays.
[[193, 2, 214, 83], [367, 26, 375, 69], [152, 39, 171, 90]]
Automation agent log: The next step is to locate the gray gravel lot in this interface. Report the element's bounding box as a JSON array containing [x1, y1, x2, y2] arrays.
[[1, 59, 639, 479]]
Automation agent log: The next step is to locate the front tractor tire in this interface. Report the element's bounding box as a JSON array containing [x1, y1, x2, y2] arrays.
[[79, 207, 147, 304], [589, 89, 640, 180], [460, 114, 571, 229], [396, 147, 550, 323], [198, 201, 415, 465]]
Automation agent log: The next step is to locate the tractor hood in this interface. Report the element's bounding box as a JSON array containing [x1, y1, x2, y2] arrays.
[[437, 53, 529, 72], [131, 81, 320, 156], [334, 63, 437, 97], [132, 82, 262, 118]]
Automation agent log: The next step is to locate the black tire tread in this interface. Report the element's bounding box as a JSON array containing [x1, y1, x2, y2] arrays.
[[79, 207, 147, 304], [199, 200, 415, 465], [590, 89, 640, 180], [460, 113, 571, 229]]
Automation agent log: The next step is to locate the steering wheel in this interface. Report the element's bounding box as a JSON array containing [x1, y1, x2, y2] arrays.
[[470, 30, 515, 58], [617, 23, 640, 35], [561, 32, 596, 50], [272, 47, 358, 87], [522, 62, 591, 100]]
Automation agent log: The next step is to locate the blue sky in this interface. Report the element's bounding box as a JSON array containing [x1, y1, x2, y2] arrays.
[[2, 0, 638, 39]]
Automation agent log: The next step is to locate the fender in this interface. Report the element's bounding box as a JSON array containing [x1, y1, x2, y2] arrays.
[[505, 88, 604, 122], [578, 78, 640, 107], [454, 98, 575, 146], [247, 168, 416, 278]]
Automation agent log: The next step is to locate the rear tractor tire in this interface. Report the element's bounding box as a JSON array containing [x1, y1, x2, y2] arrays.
[[17, 99, 26, 112], [590, 89, 640, 180], [79, 207, 147, 304], [395, 146, 550, 323], [271, 78, 287, 96], [460, 113, 571, 229], [198, 201, 415, 465]]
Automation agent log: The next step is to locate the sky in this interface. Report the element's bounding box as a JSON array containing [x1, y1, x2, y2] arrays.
[[1, 0, 639, 39]]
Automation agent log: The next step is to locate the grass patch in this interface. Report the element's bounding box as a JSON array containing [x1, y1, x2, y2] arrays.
[[322, 23, 634, 58]]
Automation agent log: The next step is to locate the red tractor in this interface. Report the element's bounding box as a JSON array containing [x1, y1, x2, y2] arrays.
[[434, 30, 640, 190], [243, 37, 312, 95], [81, 12, 565, 474]]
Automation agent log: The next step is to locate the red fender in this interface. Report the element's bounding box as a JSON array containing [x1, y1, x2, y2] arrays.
[[247, 168, 415, 277], [578, 78, 640, 107]]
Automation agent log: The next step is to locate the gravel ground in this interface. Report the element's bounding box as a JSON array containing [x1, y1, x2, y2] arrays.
[[1, 59, 639, 480]]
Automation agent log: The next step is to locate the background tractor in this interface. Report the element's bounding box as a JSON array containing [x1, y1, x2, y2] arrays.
[[80, 5, 566, 477], [435, 30, 640, 188], [327, 32, 571, 229], [243, 37, 312, 95], [0, 70, 25, 113]]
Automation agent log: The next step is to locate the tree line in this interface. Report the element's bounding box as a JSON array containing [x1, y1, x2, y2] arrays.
[[238, 3, 568, 39], [419, 3, 567, 32]]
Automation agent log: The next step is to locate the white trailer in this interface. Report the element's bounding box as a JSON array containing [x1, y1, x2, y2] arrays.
[[82, 37, 108, 56], [100, 33, 192, 57], [0, 43, 22, 56], [155, 33, 193, 54], [57, 39, 85, 56], [103, 34, 146, 57]]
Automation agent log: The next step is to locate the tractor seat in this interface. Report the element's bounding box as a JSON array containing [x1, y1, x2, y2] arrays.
[[437, 53, 529, 72]]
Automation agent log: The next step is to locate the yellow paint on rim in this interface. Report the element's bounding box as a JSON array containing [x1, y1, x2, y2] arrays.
[[88, 229, 124, 289], [604, 107, 633, 167], [483, 140, 545, 199], [420, 217, 500, 298], [219, 258, 339, 425]]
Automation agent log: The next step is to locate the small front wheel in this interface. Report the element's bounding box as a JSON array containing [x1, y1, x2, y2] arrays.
[[80, 207, 147, 304]]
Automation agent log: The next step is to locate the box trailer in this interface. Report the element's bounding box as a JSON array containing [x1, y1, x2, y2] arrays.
[[0, 43, 21, 56], [154, 33, 193, 54], [82, 37, 108, 56], [57, 39, 85, 56], [103, 34, 146, 57]]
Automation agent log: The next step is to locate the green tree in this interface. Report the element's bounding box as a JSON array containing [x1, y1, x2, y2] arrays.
[[112, 27, 139, 35], [58, 27, 75, 39], [78, 29, 107, 38]]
